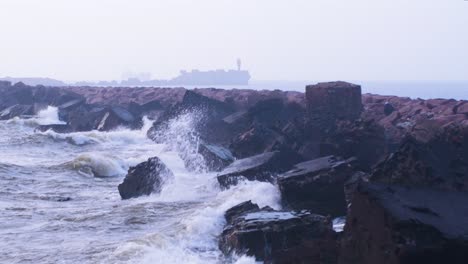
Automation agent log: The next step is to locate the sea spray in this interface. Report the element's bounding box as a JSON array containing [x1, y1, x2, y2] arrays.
[[6, 106, 65, 126], [1, 109, 280, 264], [149, 110, 208, 173]]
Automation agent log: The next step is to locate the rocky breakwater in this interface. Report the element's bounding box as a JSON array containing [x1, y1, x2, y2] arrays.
[[0, 82, 166, 132], [2, 80, 468, 263], [213, 82, 468, 263]]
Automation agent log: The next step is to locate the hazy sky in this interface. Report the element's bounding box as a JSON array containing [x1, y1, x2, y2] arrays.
[[1, 0, 467, 81]]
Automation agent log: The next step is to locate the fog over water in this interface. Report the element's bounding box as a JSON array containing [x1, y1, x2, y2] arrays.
[[0, 0, 467, 82]]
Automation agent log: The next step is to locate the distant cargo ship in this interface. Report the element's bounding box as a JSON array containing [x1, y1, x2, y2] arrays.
[[0, 60, 251, 87], [170, 69, 251, 86], [78, 59, 251, 87]]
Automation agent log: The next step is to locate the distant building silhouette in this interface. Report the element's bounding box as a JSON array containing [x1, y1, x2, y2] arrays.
[[237, 58, 242, 71]]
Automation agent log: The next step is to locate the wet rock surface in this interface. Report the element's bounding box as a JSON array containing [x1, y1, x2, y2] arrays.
[[340, 182, 468, 264], [220, 201, 338, 264], [371, 122, 468, 191], [216, 151, 303, 189], [306, 81, 362, 125], [278, 156, 356, 217], [196, 143, 235, 172], [118, 157, 173, 199]]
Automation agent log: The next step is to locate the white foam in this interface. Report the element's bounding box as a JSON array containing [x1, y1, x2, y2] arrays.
[[40, 116, 155, 146], [35, 106, 66, 125], [124, 180, 281, 264], [244, 211, 297, 221], [67, 153, 128, 177], [6, 106, 65, 126], [332, 217, 346, 232], [149, 110, 208, 173]]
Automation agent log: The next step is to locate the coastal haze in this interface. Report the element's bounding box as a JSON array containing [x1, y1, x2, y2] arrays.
[[1, 1, 468, 264], [1, 0, 467, 83]]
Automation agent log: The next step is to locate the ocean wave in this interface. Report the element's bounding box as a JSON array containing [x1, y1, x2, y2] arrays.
[[116, 180, 280, 264], [39, 116, 155, 146], [63, 153, 128, 177], [6, 106, 65, 127]]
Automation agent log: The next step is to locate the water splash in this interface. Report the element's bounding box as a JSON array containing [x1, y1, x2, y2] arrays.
[[149, 110, 208, 173], [6, 106, 65, 126]]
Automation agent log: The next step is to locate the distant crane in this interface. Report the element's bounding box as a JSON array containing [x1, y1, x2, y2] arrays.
[[236, 58, 242, 71]]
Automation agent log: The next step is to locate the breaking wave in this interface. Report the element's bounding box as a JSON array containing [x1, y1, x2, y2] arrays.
[[6, 106, 65, 126], [64, 153, 128, 177]]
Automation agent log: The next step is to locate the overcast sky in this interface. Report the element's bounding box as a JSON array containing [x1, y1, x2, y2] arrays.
[[0, 0, 467, 81]]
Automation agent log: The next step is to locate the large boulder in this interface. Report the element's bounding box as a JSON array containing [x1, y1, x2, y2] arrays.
[[320, 119, 388, 170], [95, 106, 138, 131], [228, 99, 306, 159], [278, 156, 356, 217], [216, 151, 303, 189], [229, 123, 287, 158], [0, 104, 34, 120], [196, 143, 235, 172], [306, 81, 362, 125], [59, 104, 140, 132], [371, 122, 468, 192], [118, 157, 173, 199], [179, 141, 235, 172], [339, 182, 468, 264], [35, 124, 73, 133], [220, 201, 338, 264]]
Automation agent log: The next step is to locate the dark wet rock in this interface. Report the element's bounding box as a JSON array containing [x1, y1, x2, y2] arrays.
[[217, 151, 304, 189], [0, 83, 83, 111], [228, 99, 306, 158], [59, 104, 140, 132], [306, 81, 362, 125], [196, 143, 235, 171], [0, 104, 34, 120], [0, 80, 12, 87], [58, 98, 85, 111], [220, 202, 338, 264], [455, 102, 468, 115], [127, 100, 163, 119], [96, 106, 138, 131], [371, 123, 468, 192], [278, 156, 356, 217], [64, 105, 99, 132], [55, 197, 72, 202], [339, 182, 468, 264], [140, 100, 163, 112], [222, 110, 247, 124], [343, 171, 369, 208], [36, 124, 73, 133], [224, 200, 260, 224], [320, 119, 388, 170], [247, 98, 305, 128], [229, 123, 287, 159], [118, 157, 173, 200], [57, 98, 86, 121], [384, 102, 395, 116]]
